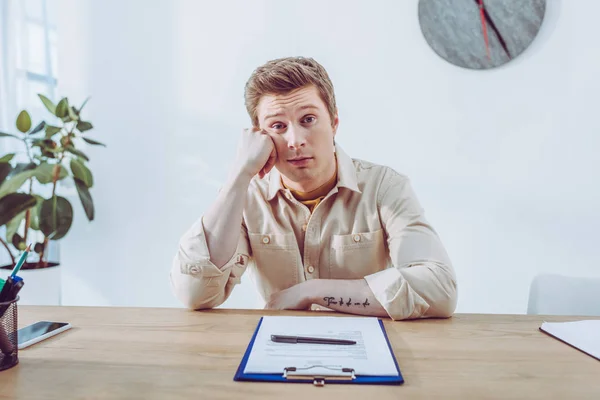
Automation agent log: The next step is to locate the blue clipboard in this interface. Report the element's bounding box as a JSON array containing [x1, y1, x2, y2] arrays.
[[233, 316, 404, 386]]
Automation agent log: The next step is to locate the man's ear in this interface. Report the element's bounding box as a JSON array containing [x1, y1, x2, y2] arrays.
[[332, 114, 339, 136]]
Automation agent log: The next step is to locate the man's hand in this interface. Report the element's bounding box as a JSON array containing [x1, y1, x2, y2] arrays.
[[232, 127, 277, 180], [264, 282, 311, 310]]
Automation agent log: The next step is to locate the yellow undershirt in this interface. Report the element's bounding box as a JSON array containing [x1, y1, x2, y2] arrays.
[[282, 166, 338, 213]]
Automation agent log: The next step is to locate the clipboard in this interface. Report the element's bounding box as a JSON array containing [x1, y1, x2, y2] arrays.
[[233, 317, 404, 386]]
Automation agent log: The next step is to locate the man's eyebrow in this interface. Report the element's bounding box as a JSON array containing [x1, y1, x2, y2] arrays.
[[298, 104, 319, 112], [264, 111, 284, 120], [263, 104, 320, 121]]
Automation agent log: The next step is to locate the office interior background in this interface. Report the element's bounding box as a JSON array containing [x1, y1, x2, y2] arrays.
[[0, 0, 598, 314]]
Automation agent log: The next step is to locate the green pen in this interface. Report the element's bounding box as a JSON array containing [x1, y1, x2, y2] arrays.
[[10, 243, 31, 278]]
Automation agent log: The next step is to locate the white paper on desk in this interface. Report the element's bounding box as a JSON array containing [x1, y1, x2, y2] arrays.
[[540, 319, 600, 361], [243, 316, 398, 376]]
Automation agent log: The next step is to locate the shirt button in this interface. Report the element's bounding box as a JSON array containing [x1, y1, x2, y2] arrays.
[[302, 224, 308, 232], [353, 234, 361, 243], [307, 265, 315, 273], [262, 236, 270, 244], [189, 266, 200, 274]]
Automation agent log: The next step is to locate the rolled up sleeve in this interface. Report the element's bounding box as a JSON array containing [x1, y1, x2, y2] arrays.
[[169, 217, 250, 309], [365, 170, 457, 320]]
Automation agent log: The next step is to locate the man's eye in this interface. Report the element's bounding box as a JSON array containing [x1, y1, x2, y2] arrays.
[[271, 123, 285, 130], [302, 116, 315, 124]]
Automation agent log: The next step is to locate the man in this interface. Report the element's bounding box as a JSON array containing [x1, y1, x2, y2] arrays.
[[170, 57, 457, 320]]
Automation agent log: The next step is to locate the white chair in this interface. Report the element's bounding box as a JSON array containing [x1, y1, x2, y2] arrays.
[[527, 274, 600, 316]]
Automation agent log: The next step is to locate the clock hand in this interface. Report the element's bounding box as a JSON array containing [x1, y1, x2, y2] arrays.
[[473, 0, 512, 60], [477, 0, 491, 61]]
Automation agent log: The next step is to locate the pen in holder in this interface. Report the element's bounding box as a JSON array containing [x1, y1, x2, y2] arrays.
[[0, 295, 19, 371]]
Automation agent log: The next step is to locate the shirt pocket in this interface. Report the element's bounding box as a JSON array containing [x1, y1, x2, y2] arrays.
[[248, 233, 299, 295], [329, 229, 388, 279]]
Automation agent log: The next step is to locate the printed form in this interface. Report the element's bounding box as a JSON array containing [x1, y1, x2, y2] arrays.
[[243, 316, 399, 376]]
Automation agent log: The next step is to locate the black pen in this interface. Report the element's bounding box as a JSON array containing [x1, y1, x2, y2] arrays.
[[0, 276, 13, 302], [0, 277, 15, 318], [8, 280, 24, 302], [271, 334, 356, 345]]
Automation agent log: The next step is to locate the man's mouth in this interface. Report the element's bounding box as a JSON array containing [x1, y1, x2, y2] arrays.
[[288, 157, 311, 161], [288, 157, 313, 166]]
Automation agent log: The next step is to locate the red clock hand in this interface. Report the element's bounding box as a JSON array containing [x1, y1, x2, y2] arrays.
[[478, 0, 491, 61]]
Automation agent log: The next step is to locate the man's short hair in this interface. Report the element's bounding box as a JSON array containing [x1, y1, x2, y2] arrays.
[[244, 56, 337, 128]]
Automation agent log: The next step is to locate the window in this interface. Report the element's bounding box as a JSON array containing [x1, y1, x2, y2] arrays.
[[0, 0, 58, 153], [17, 0, 58, 120]]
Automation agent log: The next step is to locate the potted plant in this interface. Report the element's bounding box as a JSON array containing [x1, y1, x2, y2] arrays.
[[0, 94, 104, 273]]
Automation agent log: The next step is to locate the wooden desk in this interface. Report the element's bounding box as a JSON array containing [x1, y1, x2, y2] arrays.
[[0, 307, 598, 399]]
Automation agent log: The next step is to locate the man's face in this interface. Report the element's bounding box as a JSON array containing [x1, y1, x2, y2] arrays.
[[257, 85, 338, 192]]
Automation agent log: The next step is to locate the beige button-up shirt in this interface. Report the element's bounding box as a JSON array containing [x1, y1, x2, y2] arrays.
[[170, 144, 457, 320]]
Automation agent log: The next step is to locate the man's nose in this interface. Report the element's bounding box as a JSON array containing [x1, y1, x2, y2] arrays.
[[287, 124, 306, 149]]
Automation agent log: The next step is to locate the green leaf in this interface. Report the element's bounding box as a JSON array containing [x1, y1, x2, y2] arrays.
[[0, 132, 21, 139], [9, 162, 37, 177], [44, 125, 62, 138], [30, 121, 46, 135], [60, 136, 70, 148], [82, 137, 105, 147], [0, 154, 15, 163], [41, 150, 57, 159], [0, 193, 37, 226], [79, 97, 90, 114], [76, 121, 93, 132], [70, 159, 93, 188], [39, 195, 73, 240], [55, 98, 69, 118], [32, 139, 61, 153], [38, 94, 56, 114], [6, 211, 25, 243], [0, 162, 11, 186], [6, 163, 36, 187], [33, 163, 68, 184], [16, 110, 32, 133], [12, 232, 26, 251], [68, 106, 79, 121], [29, 195, 44, 230], [74, 178, 94, 221], [34, 242, 44, 253], [0, 169, 36, 199], [65, 146, 89, 161]]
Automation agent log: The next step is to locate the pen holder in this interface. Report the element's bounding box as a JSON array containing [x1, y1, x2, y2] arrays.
[[0, 296, 19, 371]]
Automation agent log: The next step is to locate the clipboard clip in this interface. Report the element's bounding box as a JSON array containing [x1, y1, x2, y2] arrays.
[[283, 365, 356, 387]]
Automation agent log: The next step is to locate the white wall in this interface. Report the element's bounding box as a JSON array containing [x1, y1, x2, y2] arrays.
[[54, 0, 600, 314]]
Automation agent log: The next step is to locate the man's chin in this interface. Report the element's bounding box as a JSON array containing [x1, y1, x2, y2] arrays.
[[280, 170, 315, 185]]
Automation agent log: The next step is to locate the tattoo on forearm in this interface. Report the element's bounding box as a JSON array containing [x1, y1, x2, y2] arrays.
[[323, 296, 371, 308]]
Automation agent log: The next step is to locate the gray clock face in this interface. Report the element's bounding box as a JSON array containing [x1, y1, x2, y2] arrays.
[[418, 0, 547, 70]]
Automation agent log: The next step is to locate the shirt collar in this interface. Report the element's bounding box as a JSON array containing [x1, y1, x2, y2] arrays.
[[266, 143, 361, 201]]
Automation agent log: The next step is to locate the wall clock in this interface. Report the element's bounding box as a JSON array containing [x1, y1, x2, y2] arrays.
[[418, 0, 547, 70]]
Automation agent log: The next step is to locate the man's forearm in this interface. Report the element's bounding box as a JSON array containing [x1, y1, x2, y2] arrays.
[[202, 171, 251, 268], [304, 279, 389, 318]]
